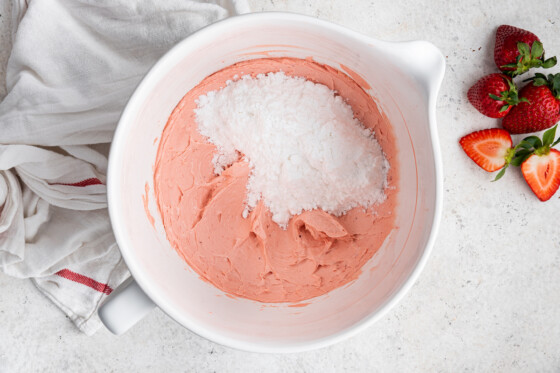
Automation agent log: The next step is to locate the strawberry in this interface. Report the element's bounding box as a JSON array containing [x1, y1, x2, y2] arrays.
[[467, 74, 526, 118], [460, 125, 560, 191], [519, 125, 560, 201], [502, 73, 560, 134], [494, 25, 556, 76], [522, 150, 560, 201], [459, 128, 514, 172]]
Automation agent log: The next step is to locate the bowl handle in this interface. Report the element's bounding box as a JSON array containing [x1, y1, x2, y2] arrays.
[[98, 277, 155, 335], [392, 40, 445, 104]]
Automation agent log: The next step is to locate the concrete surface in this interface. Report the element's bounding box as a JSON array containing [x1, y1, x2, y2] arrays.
[[0, 0, 559, 371]]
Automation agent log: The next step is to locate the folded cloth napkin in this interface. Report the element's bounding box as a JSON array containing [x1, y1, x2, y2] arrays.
[[0, 0, 250, 335]]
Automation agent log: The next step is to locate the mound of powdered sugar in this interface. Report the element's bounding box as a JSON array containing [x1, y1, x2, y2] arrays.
[[194, 72, 389, 228]]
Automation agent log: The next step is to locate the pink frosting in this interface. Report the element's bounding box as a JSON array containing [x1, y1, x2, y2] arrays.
[[154, 58, 399, 303]]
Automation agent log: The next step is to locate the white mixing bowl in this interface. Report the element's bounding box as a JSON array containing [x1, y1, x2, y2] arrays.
[[99, 12, 445, 353]]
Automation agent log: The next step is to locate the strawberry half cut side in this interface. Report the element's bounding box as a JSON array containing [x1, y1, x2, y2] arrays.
[[521, 149, 560, 201], [459, 129, 514, 172], [519, 125, 560, 201]]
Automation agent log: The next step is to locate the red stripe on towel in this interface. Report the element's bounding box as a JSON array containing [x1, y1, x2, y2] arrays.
[[55, 269, 113, 295]]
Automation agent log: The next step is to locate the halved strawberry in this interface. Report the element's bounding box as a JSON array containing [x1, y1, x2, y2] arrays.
[[519, 125, 560, 201], [521, 149, 560, 201], [459, 129, 514, 172]]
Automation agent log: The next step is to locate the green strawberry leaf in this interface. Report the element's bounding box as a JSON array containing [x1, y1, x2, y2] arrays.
[[520, 136, 543, 149], [551, 74, 560, 98], [518, 42, 531, 57], [492, 166, 507, 182], [516, 141, 530, 150], [542, 56, 558, 69], [532, 77, 548, 86], [501, 63, 518, 69], [510, 149, 533, 166], [531, 41, 544, 59], [525, 73, 560, 97], [505, 43, 555, 77], [517, 140, 534, 150], [527, 72, 547, 85], [553, 137, 560, 147], [489, 81, 525, 107], [543, 125, 557, 147], [515, 148, 533, 157]]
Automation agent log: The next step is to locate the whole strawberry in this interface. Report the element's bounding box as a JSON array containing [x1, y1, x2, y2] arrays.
[[502, 73, 560, 134], [494, 25, 556, 76], [467, 74, 526, 118]]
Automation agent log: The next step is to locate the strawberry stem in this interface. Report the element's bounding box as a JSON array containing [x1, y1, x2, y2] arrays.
[[535, 146, 551, 156], [525, 73, 560, 99], [501, 126, 558, 171], [501, 41, 557, 77], [488, 77, 526, 108]]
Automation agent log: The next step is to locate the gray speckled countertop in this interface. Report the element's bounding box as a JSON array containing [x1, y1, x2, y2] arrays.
[[1, 0, 559, 371]]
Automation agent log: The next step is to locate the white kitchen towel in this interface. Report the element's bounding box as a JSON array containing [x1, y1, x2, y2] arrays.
[[0, 0, 250, 335]]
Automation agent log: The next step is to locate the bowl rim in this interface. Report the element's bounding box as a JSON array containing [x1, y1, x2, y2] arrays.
[[106, 11, 445, 353]]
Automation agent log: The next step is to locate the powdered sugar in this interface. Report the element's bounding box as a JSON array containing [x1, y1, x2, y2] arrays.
[[194, 72, 388, 228]]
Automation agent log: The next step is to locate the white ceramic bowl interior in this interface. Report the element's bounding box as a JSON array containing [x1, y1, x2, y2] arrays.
[[107, 12, 444, 353]]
